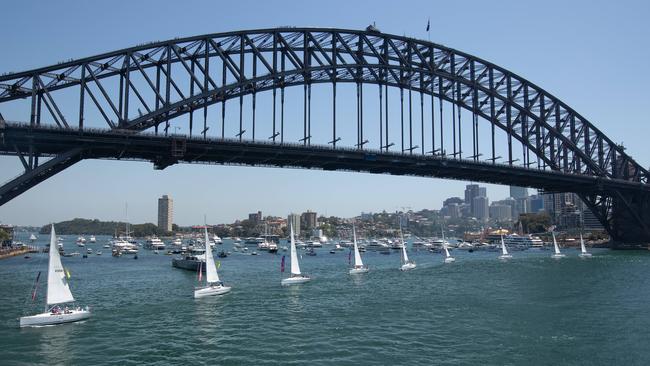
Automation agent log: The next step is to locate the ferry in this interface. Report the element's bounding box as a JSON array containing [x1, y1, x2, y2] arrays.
[[365, 240, 389, 251], [504, 234, 544, 249]]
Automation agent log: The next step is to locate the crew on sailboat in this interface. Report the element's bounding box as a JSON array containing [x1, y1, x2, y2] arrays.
[[194, 226, 231, 298], [20, 225, 91, 327]]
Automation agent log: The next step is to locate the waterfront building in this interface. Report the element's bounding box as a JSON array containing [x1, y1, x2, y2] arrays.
[[529, 195, 544, 213], [465, 184, 486, 215], [287, 213, 301, 236], [157, 195, 173, 232], [0, 224, 14, 247], [489, 204, 513, 221], [473, 196, 490, 221], [301, 210, 318, 229], [510, 186, 529, 200], [249, 211, 262, 223]]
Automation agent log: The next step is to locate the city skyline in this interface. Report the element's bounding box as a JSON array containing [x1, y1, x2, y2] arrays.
[[1, 0, 649, 227]]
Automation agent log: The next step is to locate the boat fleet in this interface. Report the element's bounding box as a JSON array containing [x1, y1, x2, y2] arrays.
[[20, 221, 593, 328]]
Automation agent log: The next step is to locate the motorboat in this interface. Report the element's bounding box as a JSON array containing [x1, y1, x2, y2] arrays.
[[144, 236, 166, 250], [172, 248, 206, 271], [89, 235, 96, 243]]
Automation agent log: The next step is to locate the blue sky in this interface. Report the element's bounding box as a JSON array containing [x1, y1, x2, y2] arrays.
[[1, 0, 649, 226]]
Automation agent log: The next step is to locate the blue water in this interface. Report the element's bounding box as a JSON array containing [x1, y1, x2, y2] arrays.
[[2, 235, 650, 365]]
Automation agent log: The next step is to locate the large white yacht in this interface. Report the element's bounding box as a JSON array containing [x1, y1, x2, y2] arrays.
[[144, 236, 166, 250]]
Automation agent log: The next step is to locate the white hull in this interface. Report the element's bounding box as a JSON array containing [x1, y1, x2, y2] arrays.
[[349, 267, 369, 275], [552, 253, 566, 259], [444, 257, 456, 263], [498, 254, 513, 260], [400, 263, 417, 271], [20, 308, 90, 327], [281, 276, 311, 286], [579, 253, 592, 258], [194, 285, 232, 298]]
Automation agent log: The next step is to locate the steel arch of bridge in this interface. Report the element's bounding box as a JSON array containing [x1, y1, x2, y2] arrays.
[[1, 27, 649, 245]]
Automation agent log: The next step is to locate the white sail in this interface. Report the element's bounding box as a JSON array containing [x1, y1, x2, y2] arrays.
[[399, 224, 409, 263], [290, 223, 301, 275], [552, 232, 561, 255], [47, 225, 75, 305], [352, 225, 363, 267], [204, 227, 220, 284], [443, 243, 451, 258], [580, 233, 587, 254], [501, 236, 509, 255]]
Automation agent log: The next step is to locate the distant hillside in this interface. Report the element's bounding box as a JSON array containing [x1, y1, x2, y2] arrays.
[[40, 218, 171, 237]]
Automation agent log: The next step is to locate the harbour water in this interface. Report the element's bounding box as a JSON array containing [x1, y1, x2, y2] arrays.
[[2, 236, 650, 365]]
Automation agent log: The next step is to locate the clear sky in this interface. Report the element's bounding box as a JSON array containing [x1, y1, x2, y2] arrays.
[[1, 0, 649, 226]]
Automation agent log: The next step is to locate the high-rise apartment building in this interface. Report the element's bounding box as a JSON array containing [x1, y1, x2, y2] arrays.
[[287, 213, 301, 236], [157, 195, 173, 232]]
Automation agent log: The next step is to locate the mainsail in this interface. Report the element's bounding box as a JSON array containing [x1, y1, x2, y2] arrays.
[[47, 225, 75, 305], [204, 227, 220, 284], [552, 232, 561, 255], [290, 223, 301, 275], [352, 225, 363, 267]]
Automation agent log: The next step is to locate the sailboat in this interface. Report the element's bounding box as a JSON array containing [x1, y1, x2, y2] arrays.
[[194, 226, 231, 298], [281, 223, 311, 285], [20, 225, 91, 327], [498, 235, 513, 260], [29, 234, 37, 242], [441, 224, 455, 263], [551, 231, 566, 259], [349, 224, 369, 274], [399, 223, 416, 271], [579, 233, 592, 258]]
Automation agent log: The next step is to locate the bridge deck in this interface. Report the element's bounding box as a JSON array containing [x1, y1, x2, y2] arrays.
[[2, 123, 647, 195]]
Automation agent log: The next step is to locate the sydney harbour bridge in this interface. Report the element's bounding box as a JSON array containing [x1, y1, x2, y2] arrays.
[[0, 27, 648, 247]]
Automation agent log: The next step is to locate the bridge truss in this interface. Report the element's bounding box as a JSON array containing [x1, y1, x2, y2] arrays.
[[1, 27, 649, 245]]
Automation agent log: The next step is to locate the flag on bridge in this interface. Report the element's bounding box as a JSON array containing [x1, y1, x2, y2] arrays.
[[426, 19, 430, 32], [280, 255, 286, 273]]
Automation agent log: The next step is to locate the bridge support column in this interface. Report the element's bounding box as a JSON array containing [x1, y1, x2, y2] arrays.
[[610, 191, 650, 248]]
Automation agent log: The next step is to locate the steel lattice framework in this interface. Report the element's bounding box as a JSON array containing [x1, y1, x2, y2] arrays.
[[1, 27, 649, 245]]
